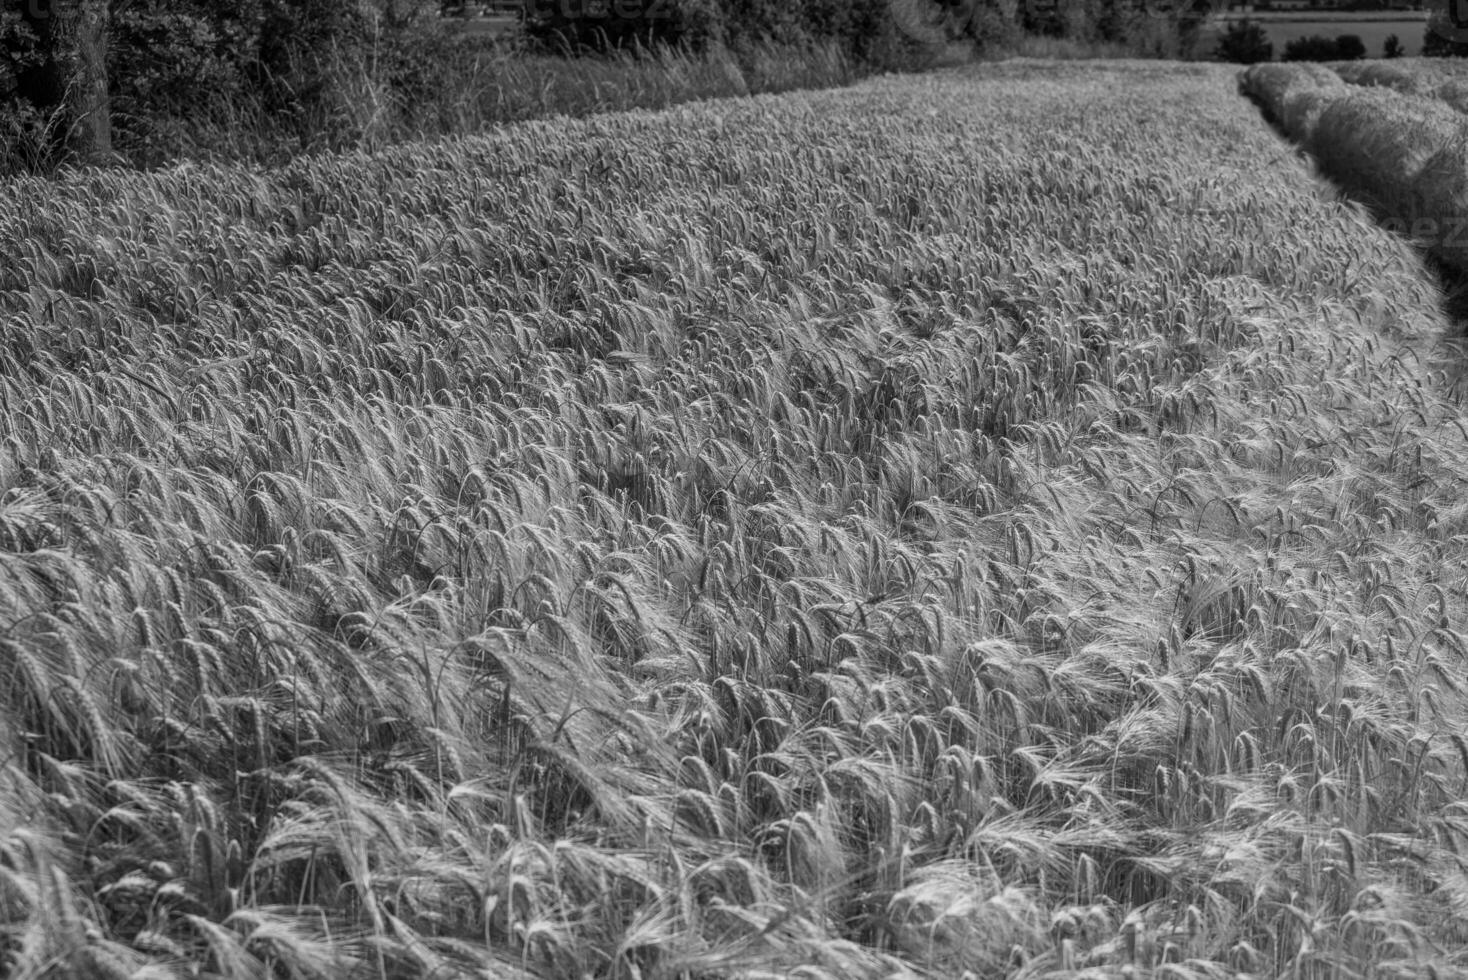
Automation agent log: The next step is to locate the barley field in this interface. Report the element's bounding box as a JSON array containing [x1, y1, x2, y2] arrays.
[[6, 58, 1468, 979]]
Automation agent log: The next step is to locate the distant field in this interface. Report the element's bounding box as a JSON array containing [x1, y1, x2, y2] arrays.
[[1203, 13, 1431, 56], [5, 58, 1468, 979]]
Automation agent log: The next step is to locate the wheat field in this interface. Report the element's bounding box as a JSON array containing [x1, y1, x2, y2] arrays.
[[5, 59, 1468, 979]]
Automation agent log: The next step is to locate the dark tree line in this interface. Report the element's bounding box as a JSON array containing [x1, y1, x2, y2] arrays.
[[0, 0, 1234, 171], [2, 0, 439, 169]]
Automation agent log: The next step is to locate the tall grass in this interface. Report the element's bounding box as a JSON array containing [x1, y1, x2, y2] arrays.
[[4, 59, 1468, 978], [112, 36, 867, 169]]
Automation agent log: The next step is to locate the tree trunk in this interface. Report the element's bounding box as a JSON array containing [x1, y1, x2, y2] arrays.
[[69, 0, 111, 164], [18, 0, 111, 166]]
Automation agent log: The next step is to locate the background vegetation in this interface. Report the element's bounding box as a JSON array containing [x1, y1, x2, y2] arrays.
[[1214, 19, 1273, 64], [1, 0, 1210, 174], [1282, 33, 1367, 62]]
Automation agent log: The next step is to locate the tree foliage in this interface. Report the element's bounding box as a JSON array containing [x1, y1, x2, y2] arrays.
[[1424, 14, 1468, 57], [3, 0, 111, 166], [520, 0, 1011, 58], [1213, 19, 1271, 65], [1333, 34, 1366, 61], [0, 0, 457, 167], [1282, 33, 1365, 62], [521, 0, 727, 52], [0, 0, 1207, 172]]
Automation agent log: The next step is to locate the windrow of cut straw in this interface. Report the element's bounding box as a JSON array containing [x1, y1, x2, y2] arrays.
[[1242, 58, 1468, 275]]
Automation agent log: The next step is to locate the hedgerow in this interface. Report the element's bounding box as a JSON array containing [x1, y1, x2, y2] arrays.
[[520, 0, 726, 52], [521, 0, 940, 64], [520, 0, 1106, 59], [2, 0, 1209, 173]]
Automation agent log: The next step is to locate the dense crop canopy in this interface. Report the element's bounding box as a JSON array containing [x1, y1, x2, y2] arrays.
[[4, 59, 1468, 978]]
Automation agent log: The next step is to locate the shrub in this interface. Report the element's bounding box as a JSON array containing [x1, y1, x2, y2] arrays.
[[1424, 15, 1468, 57], [95, 0, 414, 163], [108, 2, 250, 107], [1277, 33, 1367, 62], [1333, 34, 1366, 61], [0, 7, 49, 170], [104, 0, 259, 162], [373, 18, 466, 112], [869, 0, 1005, 49], [963, 4, 1024, 53], [1384, 34, 1405, 59], [826, 0, 911, 66], [1061, 0, 1138, 43], [801, 0, 870, 47], [520, 0, 727, 53], [1020, 1, 1063, 37], [0, 7, 43, 97], [720, 0, 803, 47], [1283, 35, 1343, 61], [1000, 0, 1198, 58], [251, 0, 376, 109], [1214, 19, 1272, 64], [720, 0, 958, 63]]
